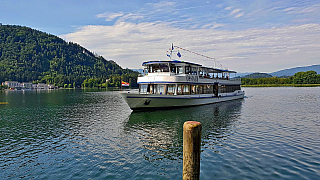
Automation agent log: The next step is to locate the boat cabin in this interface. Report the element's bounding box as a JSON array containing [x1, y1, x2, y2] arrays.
[[138, 60, 241, 96], [142, 60, 236, 79]]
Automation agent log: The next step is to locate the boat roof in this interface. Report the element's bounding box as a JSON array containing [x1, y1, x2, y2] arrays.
[[142, 60, 237, 73]]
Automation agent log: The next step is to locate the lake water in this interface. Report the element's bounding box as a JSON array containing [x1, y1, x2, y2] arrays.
[[0, 87, 319, 179]]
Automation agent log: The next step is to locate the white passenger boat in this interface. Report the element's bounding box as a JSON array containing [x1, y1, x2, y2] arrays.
[[121, 59, 245, 110]]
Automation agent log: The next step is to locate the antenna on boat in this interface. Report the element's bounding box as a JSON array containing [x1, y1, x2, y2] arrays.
[[170, 43, 174, 61], [172, 45, 225, 69]]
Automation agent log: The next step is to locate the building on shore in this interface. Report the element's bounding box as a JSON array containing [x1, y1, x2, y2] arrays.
[[2, 81, 57, 90], [35, 83, 56, 89], [2, 81, 20, 88], [22, 82, 33, 89]]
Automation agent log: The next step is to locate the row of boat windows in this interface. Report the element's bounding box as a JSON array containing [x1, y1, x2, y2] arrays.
[[145, 64, 231, 78], [147, 64, 230, 76], [139, 84, 241, 95], [147, 64, 198, 75]]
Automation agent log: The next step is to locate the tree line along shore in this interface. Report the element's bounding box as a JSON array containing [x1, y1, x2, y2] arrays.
[[2, 70, 320, 90], [241, 71, 320, 87]]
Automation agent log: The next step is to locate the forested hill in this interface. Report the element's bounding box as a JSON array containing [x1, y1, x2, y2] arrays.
[[0, 25, 138, 87], [243, 73, 272, 78], [271, 64, 320, 77]]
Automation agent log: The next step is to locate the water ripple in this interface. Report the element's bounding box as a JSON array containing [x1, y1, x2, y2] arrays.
[[1, 88, 320, 179]]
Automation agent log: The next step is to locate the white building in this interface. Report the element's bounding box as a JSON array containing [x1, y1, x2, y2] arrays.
[[35, 83, 57, 89], [2, 81, 57, 90], [3, 81, 20, 88], [22, 82, 33, 89]]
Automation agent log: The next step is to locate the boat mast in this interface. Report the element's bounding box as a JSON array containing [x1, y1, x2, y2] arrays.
[[170, 43, 173, 61]]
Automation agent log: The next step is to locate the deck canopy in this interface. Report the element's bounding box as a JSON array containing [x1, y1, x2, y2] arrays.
[[142, 60, 237, 74], [142, 60, 202, 67], [205, 67, 237, 74]]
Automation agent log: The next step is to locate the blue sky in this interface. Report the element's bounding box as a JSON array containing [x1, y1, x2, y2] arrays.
[[1, 0, 320, 73]]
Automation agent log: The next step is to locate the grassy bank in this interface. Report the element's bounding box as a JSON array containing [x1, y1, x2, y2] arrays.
[[242, 84, 320, 87]]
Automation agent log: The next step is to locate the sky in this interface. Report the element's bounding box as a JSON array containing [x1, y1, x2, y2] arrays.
[[1, 0, 320, 73]]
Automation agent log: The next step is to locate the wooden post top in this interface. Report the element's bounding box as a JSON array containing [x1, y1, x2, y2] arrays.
[[184, 121, 202, 131]]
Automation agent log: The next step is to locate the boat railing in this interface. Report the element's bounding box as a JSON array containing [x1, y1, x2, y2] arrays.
[[198, 76, 237, 80]]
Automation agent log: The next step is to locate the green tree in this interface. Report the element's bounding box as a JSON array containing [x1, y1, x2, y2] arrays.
[[293, 71, 319, 84]]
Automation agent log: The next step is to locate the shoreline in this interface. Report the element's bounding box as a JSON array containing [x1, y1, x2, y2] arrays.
[[2, 84, 320, 91], [242, 84, 320, 87]]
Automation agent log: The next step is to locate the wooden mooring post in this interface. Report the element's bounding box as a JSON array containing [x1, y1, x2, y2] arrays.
[[183, 121, 202, 180]]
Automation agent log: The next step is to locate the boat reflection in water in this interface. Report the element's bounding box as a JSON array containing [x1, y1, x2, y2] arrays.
[[124, 99, 244, 163]]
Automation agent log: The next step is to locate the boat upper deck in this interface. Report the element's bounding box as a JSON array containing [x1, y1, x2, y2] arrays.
[[142, 60, 236, 74], [138, 60, 241, 85], [142, 60, 237, 76]]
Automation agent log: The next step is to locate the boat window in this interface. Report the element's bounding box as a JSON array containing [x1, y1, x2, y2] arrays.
[[154, 84, 165, 94], [191, 85, 196, 94], [177, 85, 182, 95], [196, 85, 203, 94], [225, 85, 241, 93], [203, 85, 213, 94], [209, 85, 214, 93], [149, 84, 154, 94], [191, 67, 198, 75], [171, 67, 176, 73], [148, 66, 153, 73], [183, 85, 190, 95], [177, 66, 183, 74], [185, 66, 191, 74], [143, 68, 148, 75], [199, 71, 203, 77], [177, 84, 190, 95], [160, 64, 169, 72], [204, 85, 208, 94], [218, 85, 226, 93], [147, 64, 171, 73], [139, 84, 148, 93], [170, 64, 176, 73], [167, 84, 175, 95], [152, 64, 161, 72]]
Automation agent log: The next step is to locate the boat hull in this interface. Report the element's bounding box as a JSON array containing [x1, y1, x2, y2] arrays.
[[120, 91, 244, 110]]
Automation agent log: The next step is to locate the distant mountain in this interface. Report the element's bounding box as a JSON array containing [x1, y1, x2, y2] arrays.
[[235, 72, 251, 77], [271, 64, 320, 77], [243, 73, 272, 78]]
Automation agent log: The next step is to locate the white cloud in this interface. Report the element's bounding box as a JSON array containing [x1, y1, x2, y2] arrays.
[[230, 9, 241, 16], [265, 6, 282, 13], [149, 1, 176, 9], [225, 6, 232, 10], [212, 23, 225, 29], [61, 1, 320, 72], [225, 7, 244, 18], [235, 12, 244, 18], [283, 4, 320, 14], [61, 23, 320, 72], [96, 12, 124, 21], [118, 13, 144, 22], [147, 1, 177, 12]]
